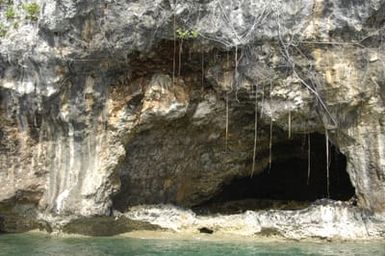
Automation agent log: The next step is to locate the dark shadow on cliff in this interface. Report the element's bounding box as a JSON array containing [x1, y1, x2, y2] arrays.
[[193, 133, 355, 215]]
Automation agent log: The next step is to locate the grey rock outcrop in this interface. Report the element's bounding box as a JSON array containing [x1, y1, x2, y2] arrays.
[[124, 202, 385, 240]]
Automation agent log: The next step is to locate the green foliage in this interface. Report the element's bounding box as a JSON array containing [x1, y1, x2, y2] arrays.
[[0, 0, 13, 5], [176, 28, 189, 40], [176, 28, 199, 40], [0, 23, 7, 37], [190, 30, 199, 38], [5, 6, 16, 19], [23, 2, 39, 21]]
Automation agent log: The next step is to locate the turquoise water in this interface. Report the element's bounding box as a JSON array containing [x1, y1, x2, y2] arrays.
[[0, 233, 384, 256]]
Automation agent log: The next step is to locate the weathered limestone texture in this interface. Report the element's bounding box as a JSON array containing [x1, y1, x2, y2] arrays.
[[124, 202, 385, 240], [0, 0, 384, 239]]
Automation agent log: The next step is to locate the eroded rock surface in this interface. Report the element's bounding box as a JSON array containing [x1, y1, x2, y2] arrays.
[[124, 202, 385, 240], [0, 0, 384, 238]]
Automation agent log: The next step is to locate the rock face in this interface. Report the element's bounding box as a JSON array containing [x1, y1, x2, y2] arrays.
[[0, 0, 385, 238], [124, 202, 385, 240]]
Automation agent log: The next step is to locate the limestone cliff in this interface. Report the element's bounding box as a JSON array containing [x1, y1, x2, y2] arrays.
[[0, 0, 384, 239]]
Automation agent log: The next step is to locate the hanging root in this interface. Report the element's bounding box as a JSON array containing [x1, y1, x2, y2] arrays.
[[201, 46, 204, 89], [234, 46, 241, 103], [288, 110, 292, 139], [260, 83, 265, 119], [268, 80, 273, 174], [251, 85, 258, 178], [325, 129, 330, 198], [172, 8, 176, 83], [178, 39, 183, 76], [225, 93, 229, 150], [307, 133, 311, 185]]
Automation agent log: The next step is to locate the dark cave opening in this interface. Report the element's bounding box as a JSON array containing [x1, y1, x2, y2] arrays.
[[194, 133, 355, 214]]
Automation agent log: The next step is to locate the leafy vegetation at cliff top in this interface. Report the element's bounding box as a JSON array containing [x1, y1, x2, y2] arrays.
[[176, 28, 199, 40], [22, 2, 39, 21], [5, 6, 16, 19], [0, 0, 13, 5], [0, 23, 6, 37], [0, 1, 40, 38]]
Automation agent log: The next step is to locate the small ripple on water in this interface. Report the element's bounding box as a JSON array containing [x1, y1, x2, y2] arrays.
[[0, 233, 384, 256]]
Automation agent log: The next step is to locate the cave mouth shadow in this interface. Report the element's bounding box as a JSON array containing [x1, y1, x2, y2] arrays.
[[193, 133, 355, 215]]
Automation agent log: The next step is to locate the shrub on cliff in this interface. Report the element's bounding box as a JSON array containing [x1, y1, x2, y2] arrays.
[[5, 6, 16, 20], [0, 23, 6, 37], [23, 2, 39, 21]]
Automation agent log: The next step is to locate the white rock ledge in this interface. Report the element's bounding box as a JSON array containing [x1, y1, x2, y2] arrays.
[[124, 200, 385, 241]]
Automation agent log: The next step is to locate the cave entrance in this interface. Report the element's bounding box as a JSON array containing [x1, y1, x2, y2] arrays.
[[193, 133, 355, 214]]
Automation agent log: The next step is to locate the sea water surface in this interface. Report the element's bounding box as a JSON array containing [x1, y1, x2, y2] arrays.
[[0, 233, 385, 256]]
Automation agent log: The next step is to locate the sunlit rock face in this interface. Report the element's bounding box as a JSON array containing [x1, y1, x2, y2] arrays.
[[0, 0, 384, 236], [124, 202, 385, 240]]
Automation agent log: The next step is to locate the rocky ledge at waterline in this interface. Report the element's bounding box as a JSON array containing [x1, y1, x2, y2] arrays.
[[0, 0, 385, 240], [31, 201, 385, 240]]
